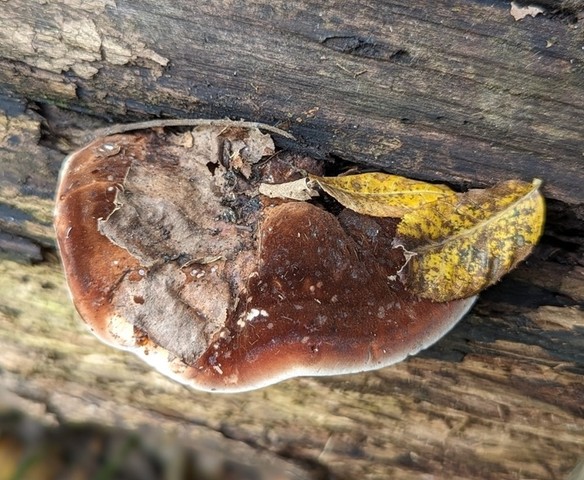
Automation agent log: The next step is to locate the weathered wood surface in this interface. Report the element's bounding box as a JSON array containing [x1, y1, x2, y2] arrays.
[[2, 0, 584, 203], [1, 0, 583, 479]]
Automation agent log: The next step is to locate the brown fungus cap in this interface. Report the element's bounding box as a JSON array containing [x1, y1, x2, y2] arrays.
[[54, 124, 475, 392]]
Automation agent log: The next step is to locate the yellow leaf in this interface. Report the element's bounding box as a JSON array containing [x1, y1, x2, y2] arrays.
[[397, 179, 545, 302], [311, 172, 456, 217]]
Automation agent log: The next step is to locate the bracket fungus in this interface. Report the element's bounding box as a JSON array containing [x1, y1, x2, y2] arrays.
[[54, 120, 543, 392]]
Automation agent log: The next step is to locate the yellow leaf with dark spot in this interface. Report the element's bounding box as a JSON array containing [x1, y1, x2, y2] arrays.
[[311, 172, 456, 217], [397, 179, 545, 302]]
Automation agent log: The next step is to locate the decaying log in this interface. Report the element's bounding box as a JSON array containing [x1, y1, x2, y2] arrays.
[[1, 1, 583, 479]]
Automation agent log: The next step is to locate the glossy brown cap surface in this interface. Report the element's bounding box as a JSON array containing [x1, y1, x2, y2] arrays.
[[54, 127, 475, 392]]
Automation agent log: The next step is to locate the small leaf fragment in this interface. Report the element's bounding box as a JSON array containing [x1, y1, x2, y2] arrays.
[[396, 179, 545, 302], [510, 2, 545, 21], [226, 128, 275, 164], [311, 172, 456, 217], [259, 178, 319, 201]]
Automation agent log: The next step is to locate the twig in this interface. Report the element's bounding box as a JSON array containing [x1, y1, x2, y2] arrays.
[[86, 118, 296, 143]]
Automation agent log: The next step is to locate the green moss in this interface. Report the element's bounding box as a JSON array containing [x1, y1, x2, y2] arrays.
[[0, 193, 55, 226], [0, 259, 75, 331]]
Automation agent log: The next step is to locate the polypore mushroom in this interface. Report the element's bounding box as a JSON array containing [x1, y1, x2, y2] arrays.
[[54, 122, 475, 392]]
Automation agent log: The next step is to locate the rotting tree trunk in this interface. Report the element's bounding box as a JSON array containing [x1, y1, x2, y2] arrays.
[[1, 1, 583, 479]]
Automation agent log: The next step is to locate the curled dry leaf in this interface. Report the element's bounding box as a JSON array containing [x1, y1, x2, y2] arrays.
[[311, 172, 456, 217], [397, 179, 545, 302], [54, 122, 475, 392], [258, 177, 319, 201]]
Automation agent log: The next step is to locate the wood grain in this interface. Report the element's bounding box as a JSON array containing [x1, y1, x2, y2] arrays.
[[0, 0, 583, 478], [1, 0, 583, 202]]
